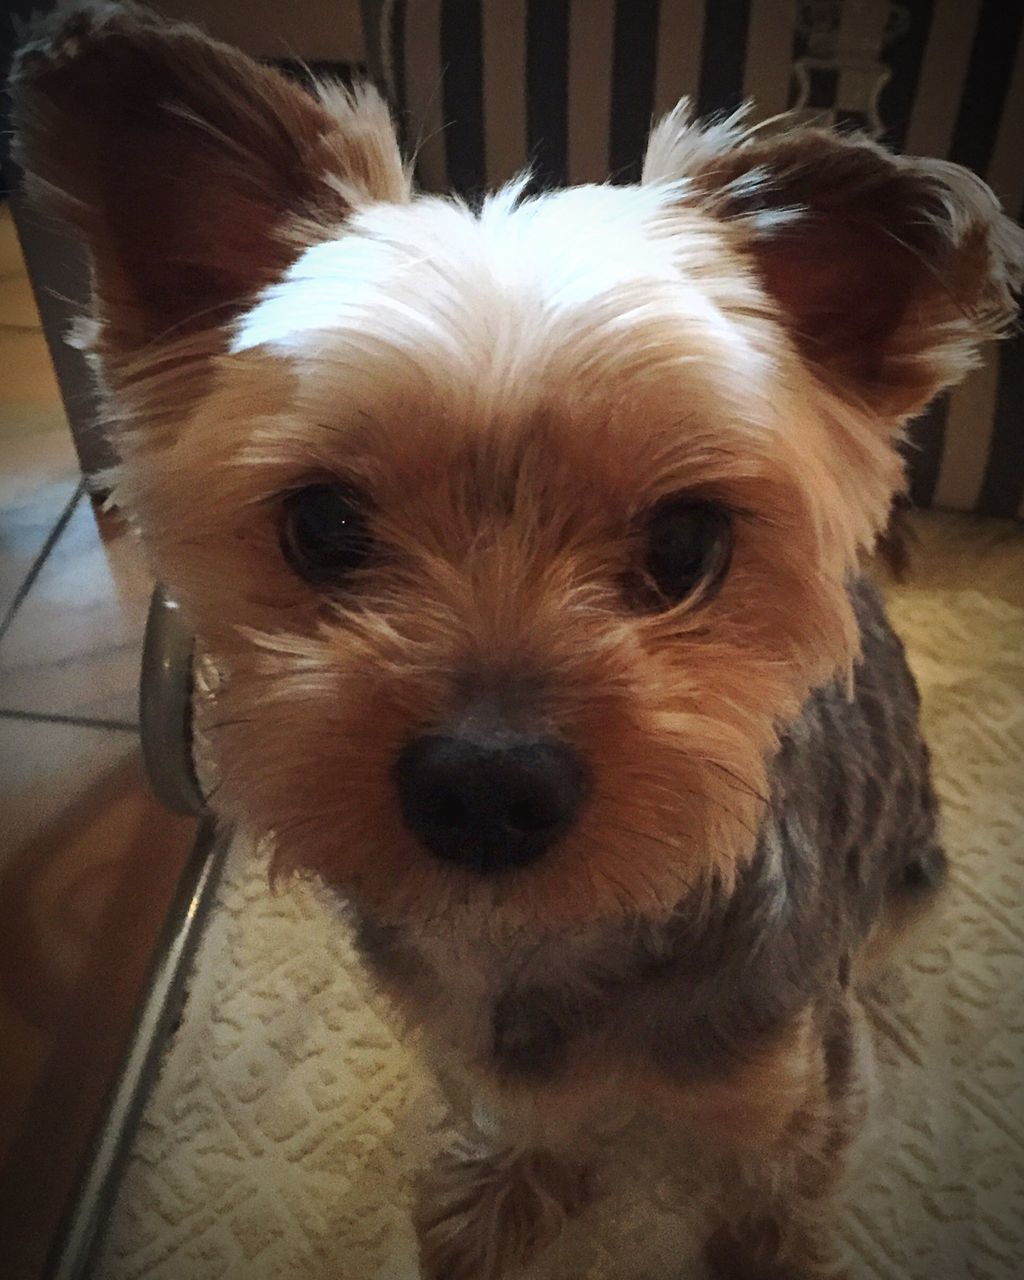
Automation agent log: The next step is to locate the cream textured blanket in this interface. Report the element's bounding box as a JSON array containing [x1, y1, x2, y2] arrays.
[[100, 513, 1024, 1280]]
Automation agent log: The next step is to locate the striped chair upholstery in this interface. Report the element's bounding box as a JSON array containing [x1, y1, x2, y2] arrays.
[[361, 0, 1024, 518]]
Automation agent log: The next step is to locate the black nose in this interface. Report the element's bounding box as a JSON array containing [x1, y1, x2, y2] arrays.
[[394, 727, 587, 873]]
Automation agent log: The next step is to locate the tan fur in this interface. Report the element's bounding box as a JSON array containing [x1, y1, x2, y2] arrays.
[[9, 6, 1023, 1278], [638, 1010, 822, 1149], [697, 1001, 871, 1280]]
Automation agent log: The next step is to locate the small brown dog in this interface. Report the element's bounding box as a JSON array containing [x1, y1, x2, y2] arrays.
[[11, 5, 1024, 1277]]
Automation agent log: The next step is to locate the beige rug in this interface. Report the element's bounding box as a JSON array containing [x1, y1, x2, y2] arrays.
[[99, 512, 1024, 1280]]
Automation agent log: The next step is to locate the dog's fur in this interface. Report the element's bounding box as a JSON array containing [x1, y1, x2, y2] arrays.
[[10, 5, 1024, 1276]]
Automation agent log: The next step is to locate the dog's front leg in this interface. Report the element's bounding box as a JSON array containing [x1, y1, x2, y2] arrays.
[[696, 999, 872, 1280], [703, 1203, 850, 1280], [414, 1131, 592, 1280]]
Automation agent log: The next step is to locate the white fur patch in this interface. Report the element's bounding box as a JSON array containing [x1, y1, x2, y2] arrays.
[[230, 182, 771, 408]]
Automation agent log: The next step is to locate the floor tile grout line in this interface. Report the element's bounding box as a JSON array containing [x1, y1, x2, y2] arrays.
[[0, 478, 85, 643], [0, 708, 138, 734]]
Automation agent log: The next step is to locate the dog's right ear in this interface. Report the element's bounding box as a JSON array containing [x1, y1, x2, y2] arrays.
[[9, 1, 409, 353], [644, 103, 1024, 421]]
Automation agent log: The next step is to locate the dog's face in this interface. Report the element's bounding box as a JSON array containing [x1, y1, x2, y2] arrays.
[[12, 4, 1023, 928], [168, 184, 867, 926]]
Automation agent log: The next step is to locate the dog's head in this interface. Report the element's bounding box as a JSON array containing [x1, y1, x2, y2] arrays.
[[12, 2, 1022, 928]]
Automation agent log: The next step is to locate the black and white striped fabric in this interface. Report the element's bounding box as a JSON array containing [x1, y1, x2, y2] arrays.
[[361, 1, 1024, 518]]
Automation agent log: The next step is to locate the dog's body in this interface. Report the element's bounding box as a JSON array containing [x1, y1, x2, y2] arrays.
[[10, 5, 1022, 1277], [358, 579, 939, 1277]]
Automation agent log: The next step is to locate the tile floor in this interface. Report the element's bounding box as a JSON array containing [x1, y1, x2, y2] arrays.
[[0, 202, 198, 1280]]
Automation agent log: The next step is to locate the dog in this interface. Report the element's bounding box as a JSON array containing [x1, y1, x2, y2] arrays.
[[10, 5, 1024, 1277]]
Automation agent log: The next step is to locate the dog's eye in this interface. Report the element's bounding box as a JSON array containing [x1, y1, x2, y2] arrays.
[[642, 497, 733, 608], [280, 483, 373, 586]]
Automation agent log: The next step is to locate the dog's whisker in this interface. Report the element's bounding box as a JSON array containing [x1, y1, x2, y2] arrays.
[[701, 759, 772, 807], [202, 716, 257, 733]]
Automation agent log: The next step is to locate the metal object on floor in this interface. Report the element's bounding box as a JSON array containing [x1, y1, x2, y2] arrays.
[[139, 586, 205, 816]]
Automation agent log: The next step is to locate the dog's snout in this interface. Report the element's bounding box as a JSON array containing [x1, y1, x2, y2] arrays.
[[395, 727, 587, 873]]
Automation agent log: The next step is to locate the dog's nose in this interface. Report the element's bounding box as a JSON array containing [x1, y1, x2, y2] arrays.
[[394, 727, 587, 873]]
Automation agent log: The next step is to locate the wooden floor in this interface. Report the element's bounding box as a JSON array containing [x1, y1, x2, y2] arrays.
[[0, 202, 198, 1280]]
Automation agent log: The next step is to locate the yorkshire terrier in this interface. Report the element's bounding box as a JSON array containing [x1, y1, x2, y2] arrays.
[[11, 4, 1024, 1277]]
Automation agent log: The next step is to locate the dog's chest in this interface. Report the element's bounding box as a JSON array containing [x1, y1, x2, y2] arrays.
[[384, 920, 630, 1081]]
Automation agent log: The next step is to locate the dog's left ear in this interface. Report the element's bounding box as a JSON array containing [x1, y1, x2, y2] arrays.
[[644, 105, 1024, 418], [9, 2, 408, 354]]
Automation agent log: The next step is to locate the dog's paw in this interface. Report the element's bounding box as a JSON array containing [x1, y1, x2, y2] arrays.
[[703, 1220, 850, 1280], [415, 1139, 591, 1280]]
